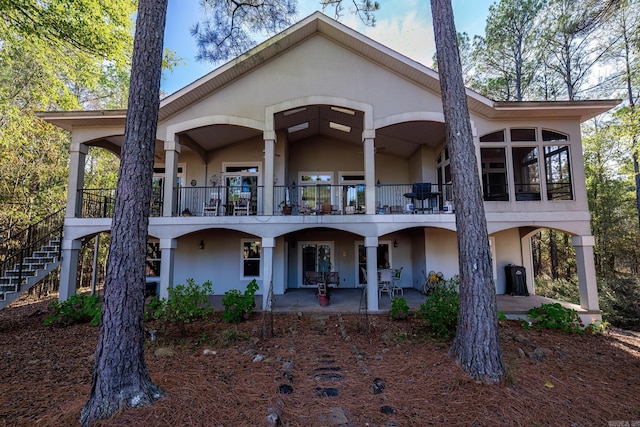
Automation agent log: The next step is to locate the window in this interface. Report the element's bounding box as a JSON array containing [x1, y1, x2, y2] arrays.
[[145, 241, 161, 277], [480, 130, 505, 143], [481, 148, 509, 201], [544, 145, 573, 200], [512, 146, 540, 200], [510, 128, 537, 142], [542, 130, 568, 142], [242, 240, 261, 278]]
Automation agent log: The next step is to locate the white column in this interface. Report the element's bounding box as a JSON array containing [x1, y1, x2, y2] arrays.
[[520, 235, 535, 295], [261, 237, 275, 310], [572, 235, 600, 311], [66, 142, 88, 218], [59, 239, 82, 301], [363, 137, 376, 215], [365, 236, 379, 311], [162, 139, 181, 217], [158, 238, 176, 299], [263, 138, 275, 215]]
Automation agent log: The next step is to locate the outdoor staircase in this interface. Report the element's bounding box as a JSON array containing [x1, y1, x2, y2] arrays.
[[0, 210, 64, 310]]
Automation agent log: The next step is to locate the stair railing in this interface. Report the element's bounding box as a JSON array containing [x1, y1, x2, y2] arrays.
[[0, 209, 65, 292]]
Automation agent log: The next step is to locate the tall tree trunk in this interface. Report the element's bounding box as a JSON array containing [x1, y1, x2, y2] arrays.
[[549, 229, 559, 279], [80, 0, 168, 425], [431, 0, 504, 383]]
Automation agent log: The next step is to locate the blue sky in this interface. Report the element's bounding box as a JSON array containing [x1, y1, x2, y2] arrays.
[[161, 0, 495, 95]]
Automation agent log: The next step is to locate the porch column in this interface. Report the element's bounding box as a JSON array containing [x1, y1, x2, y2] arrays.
[[365, 236, 379, 311], [261, 237, 275, 310], [163, 139, 181, 217], [572, 235, 599, 311], [158, 238, 176, 299], [66, 142, 88, 218], [520, 235, 535, 295], [59, 239, 82, 301], [263, 138, 275, 215], [363, 136, 376, 215]]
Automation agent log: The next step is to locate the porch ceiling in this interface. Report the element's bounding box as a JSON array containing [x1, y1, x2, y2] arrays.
[[173, 106, 447, 159]]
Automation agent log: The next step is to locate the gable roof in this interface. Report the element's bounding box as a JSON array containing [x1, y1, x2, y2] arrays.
[[39, 11, 619, 131]]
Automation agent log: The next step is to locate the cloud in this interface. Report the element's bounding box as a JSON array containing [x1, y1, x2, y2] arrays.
[[341, 8, 435, 67]]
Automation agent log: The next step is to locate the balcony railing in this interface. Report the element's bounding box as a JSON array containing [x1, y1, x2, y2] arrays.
[[77, 183, 453, 218]]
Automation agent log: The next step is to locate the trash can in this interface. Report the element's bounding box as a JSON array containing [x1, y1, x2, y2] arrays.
[[505, 265, 529, 296]]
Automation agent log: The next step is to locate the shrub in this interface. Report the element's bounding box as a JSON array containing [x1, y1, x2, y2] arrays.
[[416, 279, 459, 339], [525, 303, 583, 333], [222, 279, 259, 323], [146, 279, 214, 325], [390, 296, 409, 320], [45, 294, 101, 326]]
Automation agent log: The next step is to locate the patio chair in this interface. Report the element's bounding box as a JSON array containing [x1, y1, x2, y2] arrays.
[[378, 269, 393, 299], [391, 267, 403, 297]]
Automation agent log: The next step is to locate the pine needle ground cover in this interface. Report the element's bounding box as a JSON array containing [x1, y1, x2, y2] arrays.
[[1, 298, 639, 426]]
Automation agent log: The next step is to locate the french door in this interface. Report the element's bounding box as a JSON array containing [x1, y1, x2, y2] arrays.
[[300, 242, 333, 287]]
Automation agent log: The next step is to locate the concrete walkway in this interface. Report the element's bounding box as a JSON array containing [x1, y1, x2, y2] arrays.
[[235, 288, 594, 317]]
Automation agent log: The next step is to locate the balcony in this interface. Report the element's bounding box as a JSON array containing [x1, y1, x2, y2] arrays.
[[76, 184, 454, 219]]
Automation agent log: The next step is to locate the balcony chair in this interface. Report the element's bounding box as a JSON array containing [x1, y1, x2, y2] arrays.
[[234, 192, 251, 215], [203, 198, 219, 216]]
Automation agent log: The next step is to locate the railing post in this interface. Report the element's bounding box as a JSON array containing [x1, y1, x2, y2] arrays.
[[103, 195, 109, 218]]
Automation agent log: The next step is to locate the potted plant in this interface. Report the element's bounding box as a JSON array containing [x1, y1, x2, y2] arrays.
[[279, 200, 292, 215]]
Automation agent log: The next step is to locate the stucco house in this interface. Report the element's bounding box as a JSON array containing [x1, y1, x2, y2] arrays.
[[33, 12, 616, 317]]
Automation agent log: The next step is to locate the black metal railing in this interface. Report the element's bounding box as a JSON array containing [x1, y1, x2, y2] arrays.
[[79, 188, 164, 218], [0, 209, 64, 291], [75, 183, 456, 217], [177, 186, 264, 216]]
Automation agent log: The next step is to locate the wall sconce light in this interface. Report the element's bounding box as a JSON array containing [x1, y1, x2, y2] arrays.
[[199, 240, 205, 250], [393, 239, 398, 248]]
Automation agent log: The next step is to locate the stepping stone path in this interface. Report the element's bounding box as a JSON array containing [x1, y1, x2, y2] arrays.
[[272, 313, 397, 426]]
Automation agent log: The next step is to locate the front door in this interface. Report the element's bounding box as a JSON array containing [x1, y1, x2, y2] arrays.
[[300, 242, 333, 287]]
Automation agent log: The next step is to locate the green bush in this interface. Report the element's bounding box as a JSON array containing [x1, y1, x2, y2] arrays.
[[416, 279, 459, 339], [390, 296, 409, 320], [222, 279, 259, 323], [525, 303, 583, 333], [45, 294, 101, 326], [146, 279, 214, 325]]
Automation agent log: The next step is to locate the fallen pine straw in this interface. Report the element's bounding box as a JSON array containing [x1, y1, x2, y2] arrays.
[[1, 300, 639, 426]]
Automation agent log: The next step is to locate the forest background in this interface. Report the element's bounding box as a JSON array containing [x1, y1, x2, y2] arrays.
[[0, 0, 638, 328]]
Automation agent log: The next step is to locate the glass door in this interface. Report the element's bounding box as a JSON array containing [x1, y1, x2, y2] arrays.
[[152, 165, 184, 215], [223, 164, 260, 214], [300, 242, 333, 287]]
